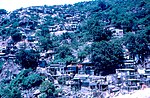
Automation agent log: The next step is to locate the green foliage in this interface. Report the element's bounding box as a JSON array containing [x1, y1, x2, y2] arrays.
[[0, 69, 44, 98], [39, 80, 57, 97], [22, 73, 44, 89], [10, 69, 32, 88], [11, 32, 22, 42], [43, 16, 55, 26], [57, 76, 66, 85], [38, 93, 47, 98], [80, 17, 112, 42], [10, 69, 45, 89], [0, 9, 7, 14], [0, 0, 149, 77], [78, 50, 88, 62], [38, 36, 53, 51], [12, 21, 19, 28], [91, 40, 123, 74], [123, 31, 149, 61], [0, 86, 21, 98], [54, 44, 76, 63], [0, 61, 4, 72], [16, 49, 40, 69]]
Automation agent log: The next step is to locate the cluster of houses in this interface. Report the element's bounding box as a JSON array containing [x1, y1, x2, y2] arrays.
[[45, 60, 149, 97], [8, 3, 86, 36]]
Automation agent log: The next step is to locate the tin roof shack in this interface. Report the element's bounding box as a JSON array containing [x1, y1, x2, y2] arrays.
[[66, 65, 78, 75], [143, 69, 150, 86], [89, 75, 106, 89], [126, 79, 140, 91], [3, 54, 16, 65], [116, 68, 136, 86], [73, 74, 89, 87], [123, 59, 136, 68], [71, 78, 81, 91], [104, 25, 124, 38], [6, 40, 16, 54], [112, 29, 124, 38], [7, 40, 15, 48], [80, 62, 94, 75], [49, 62, 66, 77], [39, 58, 47, 68], [15, 41, 27, 50], [46, 50, 55, 61], [0, 53, 6, 57], [97, 77, 108, 91]]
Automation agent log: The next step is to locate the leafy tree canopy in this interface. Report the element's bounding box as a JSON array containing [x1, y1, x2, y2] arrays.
[[91, 40, 123, 75], [16, 49, 40, 69]]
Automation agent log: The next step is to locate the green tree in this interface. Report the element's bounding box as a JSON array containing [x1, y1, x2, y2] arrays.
[[54, 44, 76, 64], [0, 9, 7, 14], [22, 73, 45, 89], [15, 49, 40, 69], [91, 40, 123, 75], [39, 80, 59, 97], [78, 50, 88, 62], [11, 32, 22, 42], [80, 17, 112, 42], [0, 86, 21, 98], [38, 36, 53, 51], [123, 32, 149, 62]]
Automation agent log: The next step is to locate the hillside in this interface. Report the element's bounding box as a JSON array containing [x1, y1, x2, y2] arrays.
[[0, 0, 149, 97]]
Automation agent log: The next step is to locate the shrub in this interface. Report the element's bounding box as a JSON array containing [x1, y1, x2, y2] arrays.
[[39, 80, 57, 97], [0, 61, 4, 73], [38, 93, 47, 98], [16, 49, 40, 70], [11, 32, 22, 42], [10, 69, 32, 87], [0, 85, 21, 98], [57, 76, 69, 85], [22, 73, 45, 89], [10, 69, 45, 89]]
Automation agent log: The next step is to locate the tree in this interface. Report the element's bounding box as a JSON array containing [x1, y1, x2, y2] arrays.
[[38, 36, 53, 51], [11, 32, 22, 42], [78, 51, 88, 62], [15, 49, 40, 69], [91, 40, 123, 75], [54, 44, 76, 64], [0, 9, 7, 14], [39, 80, 59, 97], [123, 32, 149, 62], [22, 73, 45, 89], [80, 17, 112, 42], [0, 86, 21, 98]]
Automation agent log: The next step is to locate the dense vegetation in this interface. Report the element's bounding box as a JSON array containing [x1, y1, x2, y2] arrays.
[[15, 49, 40, 69], [0, 0, 149, 72], [0, 0, 149, 71]]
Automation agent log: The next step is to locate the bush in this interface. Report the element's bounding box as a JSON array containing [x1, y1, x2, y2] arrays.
[[22, 74, 45, 89], [11, 32, 22, 42], [10, 69, 32, 88], [38, 93, 47, 98], [0, 85, 21, 98], [57, 76, 69, 85], [10, 69, 45, 89], [16, 49, 40, 70], [0, 61, 4, 73], [39, 80, 57, 97]]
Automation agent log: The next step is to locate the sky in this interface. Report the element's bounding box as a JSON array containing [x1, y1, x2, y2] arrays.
[[0, 0, 91, 12]]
